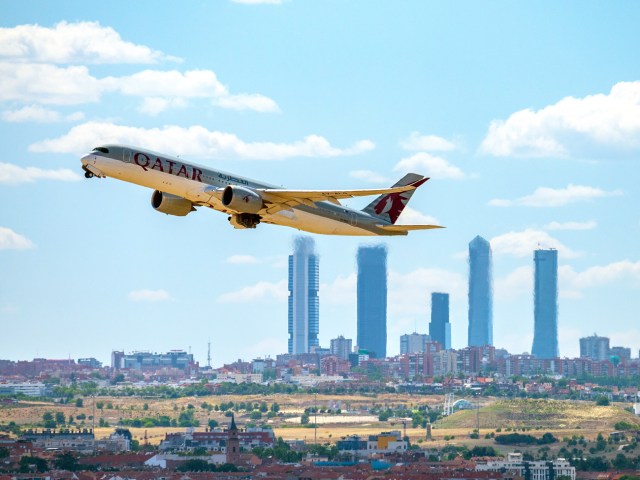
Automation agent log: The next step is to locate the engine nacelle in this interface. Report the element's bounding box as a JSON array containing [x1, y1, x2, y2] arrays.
[[229, 213, 261, 229], [221, 185, 263, 214], [151, 190, 194, 216]]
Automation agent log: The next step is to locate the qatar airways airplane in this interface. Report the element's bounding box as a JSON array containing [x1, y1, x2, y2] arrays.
[[81, 144, 443, 236]]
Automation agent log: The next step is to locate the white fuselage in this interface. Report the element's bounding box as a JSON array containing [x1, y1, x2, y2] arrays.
[[81, 145, 398, 236]]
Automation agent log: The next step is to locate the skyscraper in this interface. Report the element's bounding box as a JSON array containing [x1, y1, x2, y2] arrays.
[[357, 244, 387, 358], [531, 248, 558, 359], [429, 292, 451, 350], [468, 236, 493, 347], [288, 236, 319, 354]]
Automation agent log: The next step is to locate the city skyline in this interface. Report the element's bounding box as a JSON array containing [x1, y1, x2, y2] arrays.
[[2, 3, 640, 365]]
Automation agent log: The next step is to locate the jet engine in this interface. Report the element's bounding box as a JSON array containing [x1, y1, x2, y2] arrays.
[[229, 213, 261, 229], [221, 185, 263, 214], [151, 190, 194, 216]]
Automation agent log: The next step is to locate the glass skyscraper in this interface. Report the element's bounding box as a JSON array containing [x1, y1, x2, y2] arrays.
[[357, 244, 387, 358], [288, 236, 319, 354], [429, 292, 451, 350], [468, 236, 493, 346], [531, 248, 559, 359]]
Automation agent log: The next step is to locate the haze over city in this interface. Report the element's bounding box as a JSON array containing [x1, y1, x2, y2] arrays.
[[1, 2, 640, 366]]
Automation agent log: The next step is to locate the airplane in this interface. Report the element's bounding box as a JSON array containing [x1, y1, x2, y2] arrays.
[[80, 144, 443, 236]]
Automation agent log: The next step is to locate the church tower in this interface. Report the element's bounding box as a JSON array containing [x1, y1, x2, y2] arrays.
[[226, 413, 240, 465]]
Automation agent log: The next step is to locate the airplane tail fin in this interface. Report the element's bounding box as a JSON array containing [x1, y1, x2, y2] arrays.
[[362, 173, 428, 224]]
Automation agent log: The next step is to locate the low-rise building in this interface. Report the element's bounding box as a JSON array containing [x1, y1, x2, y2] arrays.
[[337, 431, 407, 457], [476, 452, 576, 480], [159, 427, 275, 452]]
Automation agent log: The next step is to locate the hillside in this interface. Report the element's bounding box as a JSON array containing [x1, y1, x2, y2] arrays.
[[436, 398, 640, 430]]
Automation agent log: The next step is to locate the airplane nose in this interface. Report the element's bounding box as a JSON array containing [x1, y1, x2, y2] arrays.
[[80, 153, 93, 166]]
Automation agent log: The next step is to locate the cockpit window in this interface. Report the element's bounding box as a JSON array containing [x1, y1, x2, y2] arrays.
[[92, 147, 109, 154]]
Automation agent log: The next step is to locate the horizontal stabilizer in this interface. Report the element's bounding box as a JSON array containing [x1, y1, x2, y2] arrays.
[[376, 224, 445, 232]]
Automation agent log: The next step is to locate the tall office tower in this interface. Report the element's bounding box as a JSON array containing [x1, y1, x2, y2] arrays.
[[429, 293, 451, 350], [531, 249, 559, 359], [288, 236, 319, 354], [330, 335, 353, 360], [400, 333, 430, 354], [357, 244, 388, 358], [468, 236, 493, 346], [579, 334, 610, 361]]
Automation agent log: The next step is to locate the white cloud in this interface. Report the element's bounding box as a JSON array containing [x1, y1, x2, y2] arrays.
[[395, 207, 440, 226], [388, 268, 466, 316], [1, 105, 84, 123], [215, 93, 280, 113], [400, 132, 456, 152], [0, 227, 35, 250], [394, 152, 465, 179], [217, 279, 287, 303], [320, 273, 357, 306], [489, 184, 623, 207], [494, 266, 532, 301], [128, 289, 172, 302], [490, 229, 581, 259], [102, 69, 280, 114], [319, 267, 466, 315], [138, 97, 188, 116], [349, 170, 391, 184], [544, 220, 597, 231], [0, 162, 81, 184], [0, 63, 279, 114], [560, 260, 640, 291], [0, 63, 103, 105], [0, 21, 178, 64], [30, 121, 375, 160], [480, 81, 640, 158], [226, 254, 261, 265], [494, 259, 640, 303]]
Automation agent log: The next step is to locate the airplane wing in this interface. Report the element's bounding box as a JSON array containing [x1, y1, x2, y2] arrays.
[[258, 183, 421, 211], [376, 224, 445, 232], [201, 180, 425, 215]]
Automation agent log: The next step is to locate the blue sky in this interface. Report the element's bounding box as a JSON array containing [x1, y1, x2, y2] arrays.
[[1, 1, 639, 366]]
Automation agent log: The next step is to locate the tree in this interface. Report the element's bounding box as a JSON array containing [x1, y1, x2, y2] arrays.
[[53, 452, 79, 471], [0, 446, 9, 459], [75, 398, 83, 408], [55, 411, 66, 425], [208, 419, 219, 429], [300, 412, 310, 424], [595, 396, 610, 406], [177, 459, 213, 472], [42, 411, 56, 428], [19, 456, 48, 473]]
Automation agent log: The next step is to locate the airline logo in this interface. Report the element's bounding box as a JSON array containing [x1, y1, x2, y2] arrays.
[[374, 191, 410, 224], [134, 152, 203, 182]]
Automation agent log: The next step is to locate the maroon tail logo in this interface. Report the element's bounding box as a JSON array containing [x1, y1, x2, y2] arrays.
[[374, 192, 410, 224]]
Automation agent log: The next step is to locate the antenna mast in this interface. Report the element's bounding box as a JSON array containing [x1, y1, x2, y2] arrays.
[[207, 340, 211, 368]]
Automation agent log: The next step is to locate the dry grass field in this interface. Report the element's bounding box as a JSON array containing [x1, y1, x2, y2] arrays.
[[3, 394, 639, 448]]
